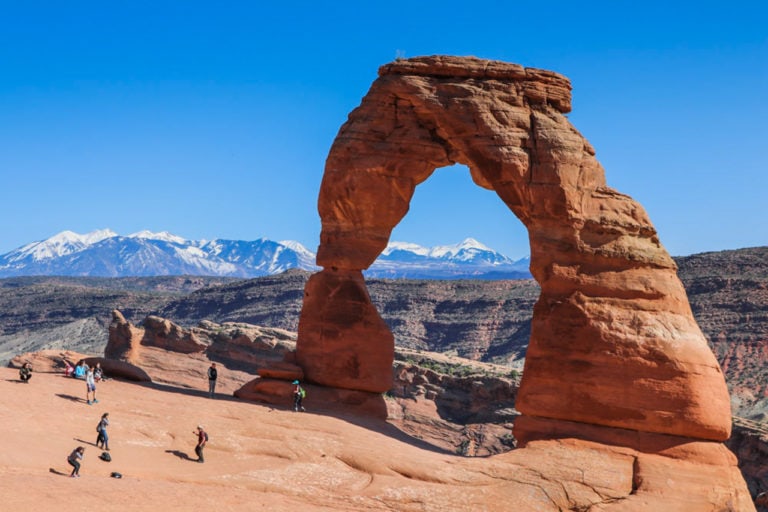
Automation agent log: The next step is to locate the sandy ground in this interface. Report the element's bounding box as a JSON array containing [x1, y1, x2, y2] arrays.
[[1, 367, 756, 511], [0, 367, 528, 511]]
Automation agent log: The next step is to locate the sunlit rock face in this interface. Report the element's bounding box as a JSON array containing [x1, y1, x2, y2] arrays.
[[298, 55, 730, 442]]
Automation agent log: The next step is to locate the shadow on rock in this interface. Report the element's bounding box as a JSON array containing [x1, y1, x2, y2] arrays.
[[55, 393, 86, 403], [165, 449, 194, 461]]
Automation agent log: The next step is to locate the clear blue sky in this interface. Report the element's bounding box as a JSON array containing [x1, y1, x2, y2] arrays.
[[1, 1, 766, 259]]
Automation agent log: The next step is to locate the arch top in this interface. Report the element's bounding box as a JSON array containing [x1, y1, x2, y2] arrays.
[[378, 55, 572, 113]]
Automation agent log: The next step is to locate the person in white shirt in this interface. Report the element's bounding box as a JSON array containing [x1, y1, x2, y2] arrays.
[[85, 366, 98, 405]]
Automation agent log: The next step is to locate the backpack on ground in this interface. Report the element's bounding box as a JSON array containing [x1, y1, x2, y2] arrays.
[[110, 472, 122, 479], [99, 451, 111, 462]]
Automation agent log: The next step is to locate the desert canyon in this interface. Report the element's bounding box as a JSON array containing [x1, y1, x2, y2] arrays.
[[1, 56, 760, 511]]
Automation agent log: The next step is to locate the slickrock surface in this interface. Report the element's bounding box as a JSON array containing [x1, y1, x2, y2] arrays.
[[297, 55, 731, 445], [0, 368, 754, 511]]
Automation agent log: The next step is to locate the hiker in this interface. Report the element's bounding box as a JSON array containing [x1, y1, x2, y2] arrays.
[[85, 366, 98, 405], [67, 446, 85, 477], [74, 361, 86, 379], [292, 380, 306, 412], [63, 359, 75, 377], [19, 362, 32, 383], [193, 425, 207, 463], [94, 362, 107, 382], [96, 412, 110, 451], [207, 363, 217, 398]]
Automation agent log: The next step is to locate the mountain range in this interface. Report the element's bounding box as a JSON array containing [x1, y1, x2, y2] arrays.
[[0, 230, 531, 280]]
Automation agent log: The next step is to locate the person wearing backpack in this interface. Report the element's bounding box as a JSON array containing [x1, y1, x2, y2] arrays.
[[292, 380, 306, 412], [193, 425, 208, 463], [96, 412, 110, 451], [207, 363, 218, 399]]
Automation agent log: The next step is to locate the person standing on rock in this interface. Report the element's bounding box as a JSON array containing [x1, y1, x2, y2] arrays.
[[292, 380, 306, 412], [67, 446, 85, 477], [85, 365, 98, 405], [207, 363, 218, 398], [193, 425, 207, 463], [96, 412, 110, 451]]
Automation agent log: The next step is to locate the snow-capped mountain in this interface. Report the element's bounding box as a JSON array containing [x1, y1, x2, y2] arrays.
[[4, 229, 117, 263], [0, 230, 531, 279], [367, 238, 530, 279]]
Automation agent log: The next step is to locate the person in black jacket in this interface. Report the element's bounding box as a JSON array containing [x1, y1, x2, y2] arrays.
[[207, 363, 217, 398]]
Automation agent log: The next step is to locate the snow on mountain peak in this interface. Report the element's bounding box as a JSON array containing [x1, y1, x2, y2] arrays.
[[382, 241, 429, 256], [128, 230, 188, 245], [429, 238, 494, 259], [46, 229, 115, 246], [81, 229, 118, 244], [278, 240, 314, 257], [0, 229, 529, 279], [12, 229, 117, 262], [457, 238, 492, 251]]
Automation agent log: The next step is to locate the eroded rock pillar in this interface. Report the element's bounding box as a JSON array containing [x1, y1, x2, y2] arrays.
[[296, 269, 393, 392]]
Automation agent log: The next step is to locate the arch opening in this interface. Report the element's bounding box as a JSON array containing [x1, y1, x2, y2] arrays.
[[386, 163, 529, 261], [363, 162, 534, 366]]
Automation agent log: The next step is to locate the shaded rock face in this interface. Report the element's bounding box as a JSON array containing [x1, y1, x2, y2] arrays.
[[388, 356, 519, 457], [727, 418, 768, 509], [297, 55, 731, 443], [297, 269, 394, 393]]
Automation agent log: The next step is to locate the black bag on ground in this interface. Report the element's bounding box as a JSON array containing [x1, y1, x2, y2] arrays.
[[99, 451, 111, 462]]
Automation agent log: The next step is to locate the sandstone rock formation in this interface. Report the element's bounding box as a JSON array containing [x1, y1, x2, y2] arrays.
[[9, 349, 92, 374], [106, 310, 296, 391], [297, 269, 394, 393], [297, 55, 730, 440], [294, 55, 751, 509]]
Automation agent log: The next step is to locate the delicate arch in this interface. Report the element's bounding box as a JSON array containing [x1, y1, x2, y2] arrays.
[[296, 56, 731, 442]]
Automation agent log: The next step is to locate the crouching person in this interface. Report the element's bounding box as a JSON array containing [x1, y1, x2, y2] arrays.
[[19, 362, 32, 383]]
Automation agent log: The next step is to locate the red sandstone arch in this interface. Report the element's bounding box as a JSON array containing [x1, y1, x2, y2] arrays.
[[296, 56, 731, 442]]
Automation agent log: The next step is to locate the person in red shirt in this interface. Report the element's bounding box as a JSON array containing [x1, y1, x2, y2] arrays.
[[193, 425, 207, 463]]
